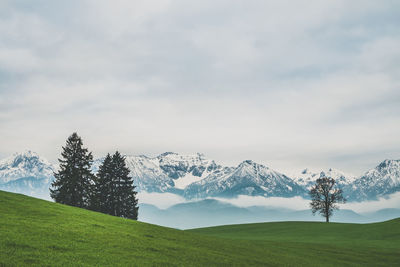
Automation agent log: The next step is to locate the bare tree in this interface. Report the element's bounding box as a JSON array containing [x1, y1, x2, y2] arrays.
[[309, 177, 346, 222]]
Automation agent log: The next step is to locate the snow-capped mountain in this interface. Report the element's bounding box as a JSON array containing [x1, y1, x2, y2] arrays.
[[1, 151, 400, 202], [0, 151, 55, 199], [294, 168, 356, 189], [94, 154, 306, 199], [93, 152, 221, 194], [344, 159, 400, 201], [184, 160, 306, 199]]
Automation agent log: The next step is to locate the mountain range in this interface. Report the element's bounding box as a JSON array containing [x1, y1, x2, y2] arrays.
[[0, 151, 54, 200], [1, 151, 400, 202]]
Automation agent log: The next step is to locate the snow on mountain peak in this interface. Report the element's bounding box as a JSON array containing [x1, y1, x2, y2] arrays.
[[0, 151, 55, 184], [376, 159, 400, 172], [293, 167, 355, 189], [93, 152, 223, 193], [158, 152, 210, 165], [241, 160, 256, 165], [11, 150, 50, 167], [1, 151, 400, 202], [344, 159, 400, 201], [235, 160, 257, 176], [365, 159, 400, 185], [235, 160, 277, 178], [184, 159, 305, 199]]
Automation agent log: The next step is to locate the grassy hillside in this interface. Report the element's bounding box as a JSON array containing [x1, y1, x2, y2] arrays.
[[1, 191, 399, 266], [189, 219, 400, 248], [190, 220, 400, 266]]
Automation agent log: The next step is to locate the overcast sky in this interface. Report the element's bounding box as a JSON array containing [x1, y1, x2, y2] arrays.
[[0, 0, 399, 175]]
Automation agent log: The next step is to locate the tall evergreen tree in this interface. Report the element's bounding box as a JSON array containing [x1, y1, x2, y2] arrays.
[[91, 151, 139, 219], [50, 132, 95, 208], [91, 153, 113, 213], [111, 151, 139, 220]]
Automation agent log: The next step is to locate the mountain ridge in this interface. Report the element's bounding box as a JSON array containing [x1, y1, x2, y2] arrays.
[[1, 151, 399, 202]]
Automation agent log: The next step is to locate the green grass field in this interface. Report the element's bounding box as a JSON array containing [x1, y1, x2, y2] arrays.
[[0, 190, 399, 266]]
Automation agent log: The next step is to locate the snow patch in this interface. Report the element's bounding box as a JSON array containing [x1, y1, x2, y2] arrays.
[[173, 173, 201, 189]]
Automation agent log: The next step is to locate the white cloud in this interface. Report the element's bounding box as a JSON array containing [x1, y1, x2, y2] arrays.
[[343, 192, 400, 213], [214, 195, 310, 210], [138, 192, 186, 209], [138, 192, 400, 213]]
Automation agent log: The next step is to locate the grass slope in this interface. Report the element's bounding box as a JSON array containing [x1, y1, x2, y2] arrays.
[[0, 190, 399, 266], [190, 220, 400, 266]]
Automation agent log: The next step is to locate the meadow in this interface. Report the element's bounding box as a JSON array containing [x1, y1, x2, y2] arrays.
[[0, 190, 399, 266]]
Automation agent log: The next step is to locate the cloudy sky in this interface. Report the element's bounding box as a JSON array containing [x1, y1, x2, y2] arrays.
[[0, 0, 399, 175]]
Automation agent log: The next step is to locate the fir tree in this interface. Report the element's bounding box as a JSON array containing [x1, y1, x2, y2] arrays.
[[111, 151, 139, 220], [50, 132, 95, 208], [91, 153, 113, 213]]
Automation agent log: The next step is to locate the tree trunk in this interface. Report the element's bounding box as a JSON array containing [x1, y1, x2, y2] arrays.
[[326, 215, 329, 223]]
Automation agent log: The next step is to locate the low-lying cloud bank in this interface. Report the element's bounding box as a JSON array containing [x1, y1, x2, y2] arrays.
[[214, 195, 309, 210], [138, 192, 186, 209], [342, 192, 400, 213], [216, 193, 400, 213], [139, 192, 400, 213]]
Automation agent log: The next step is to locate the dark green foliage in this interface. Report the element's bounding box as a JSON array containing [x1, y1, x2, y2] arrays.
[[50, 132, 95, 208], [51, 133, 138, 220], [309, 177, 346, 222], [111, 151, 139, 219], [93, 151, 138, 219], [90, 153, 113, 213]]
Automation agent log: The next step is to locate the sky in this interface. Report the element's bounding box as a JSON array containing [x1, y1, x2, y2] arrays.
[[0, 0, 400, 176]]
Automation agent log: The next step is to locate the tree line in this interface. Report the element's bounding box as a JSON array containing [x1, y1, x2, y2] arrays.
[[50, 132, 138, 220]]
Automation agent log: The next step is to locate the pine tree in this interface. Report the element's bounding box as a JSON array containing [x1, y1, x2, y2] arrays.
[[111, 151, 139, 220], [91, 153, 113, 213], [50, 132, 95, 208], [91, 151, 139, 219]]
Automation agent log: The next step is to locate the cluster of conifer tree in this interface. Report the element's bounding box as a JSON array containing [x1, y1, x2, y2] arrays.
[[50, 132, 139, 220]]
